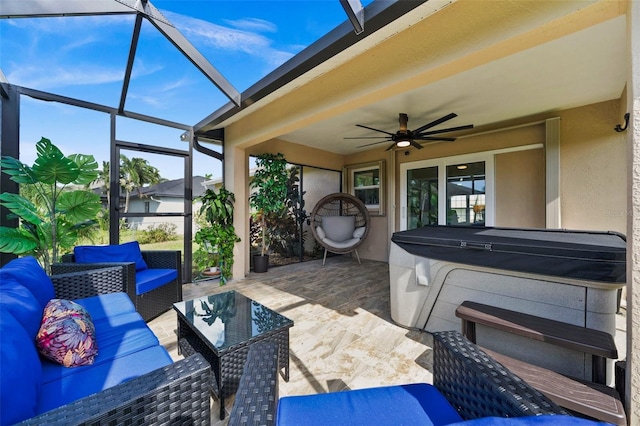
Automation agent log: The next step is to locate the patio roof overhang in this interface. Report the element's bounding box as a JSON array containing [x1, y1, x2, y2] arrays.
[[195, 0, 627, 156]]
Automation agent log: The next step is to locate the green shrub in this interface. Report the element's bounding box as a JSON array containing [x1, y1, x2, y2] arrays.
[[136, 223, 177, 244]]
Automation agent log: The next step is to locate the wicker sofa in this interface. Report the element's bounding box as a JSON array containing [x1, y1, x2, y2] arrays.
[[52, 242, 182, 321], [228, 332, 606, 426], [0, 256, 209, 426]]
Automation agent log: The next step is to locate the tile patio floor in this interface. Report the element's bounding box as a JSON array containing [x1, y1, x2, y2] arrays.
[[147, 256, 628, 425], [148, 257, 434, 424]]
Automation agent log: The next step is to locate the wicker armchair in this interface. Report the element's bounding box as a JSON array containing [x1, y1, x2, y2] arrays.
[[16, 267, 211, 426], [52, 250, 182, 321], [228, 331, 567, 426]]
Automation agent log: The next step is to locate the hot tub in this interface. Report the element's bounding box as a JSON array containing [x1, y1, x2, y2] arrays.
[[389, 225, 626, 381]]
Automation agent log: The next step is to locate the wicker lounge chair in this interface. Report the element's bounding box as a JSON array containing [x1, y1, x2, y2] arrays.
[[310, 193, 370, 265]]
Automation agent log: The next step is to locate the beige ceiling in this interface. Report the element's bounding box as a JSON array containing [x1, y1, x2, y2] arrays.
[[277, 14, 627, 155]]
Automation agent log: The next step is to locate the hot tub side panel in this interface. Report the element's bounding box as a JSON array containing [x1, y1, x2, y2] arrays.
[[389, 248, 621, 382], [389, 242, 429, 328]]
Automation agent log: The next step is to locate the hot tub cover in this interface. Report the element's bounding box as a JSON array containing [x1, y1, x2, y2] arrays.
[[391, 225, 626, 283]]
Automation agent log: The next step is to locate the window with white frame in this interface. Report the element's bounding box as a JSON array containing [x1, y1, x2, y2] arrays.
[[344, 160, 385, 216]]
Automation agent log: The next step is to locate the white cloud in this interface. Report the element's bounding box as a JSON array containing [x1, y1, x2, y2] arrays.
[[5, 15, 132, 33], [160, 77, 191, 92], [7, 65, 124, 90], [223, 18, 277, 33], [6, 59, 164, 91], [127, 92, 163, 108], [163, 11, 294, 67]]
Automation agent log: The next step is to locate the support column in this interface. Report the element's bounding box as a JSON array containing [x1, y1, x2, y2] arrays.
[[626, 0, 640, 422], [0, 84, 20, 267], [225, 144, 249, 280]]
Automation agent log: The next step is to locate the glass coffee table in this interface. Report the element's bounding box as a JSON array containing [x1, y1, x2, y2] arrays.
[[174, 290, 293, 420]]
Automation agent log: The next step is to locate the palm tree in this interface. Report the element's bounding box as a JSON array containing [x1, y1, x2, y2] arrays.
[[119, 155, 162, 213]]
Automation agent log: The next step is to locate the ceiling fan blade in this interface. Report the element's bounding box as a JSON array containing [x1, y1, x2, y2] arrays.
[[414, 136, 457, 142], [356, 140, 392, 148], [412, 113, 457, 134], [356, 124, 395, 136], [417, 124, 474, 136], [409, 140, 424, 150]]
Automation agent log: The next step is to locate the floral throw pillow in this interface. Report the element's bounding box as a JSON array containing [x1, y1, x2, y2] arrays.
[[36, 299, 98, 367]]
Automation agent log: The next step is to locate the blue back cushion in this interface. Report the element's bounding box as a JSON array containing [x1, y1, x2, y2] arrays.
[[73, 292, 136, 322], [75, 241, 148, 272], [0, 256, 55, 310], [0, 277, 43, 338], [0, 309, 42, 425]]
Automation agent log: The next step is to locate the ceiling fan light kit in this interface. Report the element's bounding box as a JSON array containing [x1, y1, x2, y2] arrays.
[[348, 112, 474, 151]]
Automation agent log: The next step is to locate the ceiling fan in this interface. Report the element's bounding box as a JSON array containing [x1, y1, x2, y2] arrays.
[[346, 112, 473, 151]]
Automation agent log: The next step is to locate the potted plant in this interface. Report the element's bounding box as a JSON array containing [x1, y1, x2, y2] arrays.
[[249, 153, 288, 272], [194, 187, 240, 284], [0, 137, 101, 272]]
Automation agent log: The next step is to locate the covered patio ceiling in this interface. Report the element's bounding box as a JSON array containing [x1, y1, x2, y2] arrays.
[[196, 1, 628, 156]]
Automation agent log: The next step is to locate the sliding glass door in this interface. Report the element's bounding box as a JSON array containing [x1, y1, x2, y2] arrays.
[[400, 154, 493, 230]]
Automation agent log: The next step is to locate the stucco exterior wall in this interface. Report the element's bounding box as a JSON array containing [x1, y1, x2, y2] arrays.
[[495, 148, 546, 228], [247, 138, 345, 171], [559, 100, 627, 234]]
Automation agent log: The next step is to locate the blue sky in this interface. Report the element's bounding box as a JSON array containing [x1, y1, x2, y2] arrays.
[[0, 1, 367, 180]]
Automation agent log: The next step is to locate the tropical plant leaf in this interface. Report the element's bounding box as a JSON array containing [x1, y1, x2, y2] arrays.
[[68, 153, 99, 185], [55, 220, 80, 250], [0, 227, 39, 254], [32, 138, 79, 184], [57, 190, 101, 223], [0, 156, 38, 184], [0, 193, 43, 225]]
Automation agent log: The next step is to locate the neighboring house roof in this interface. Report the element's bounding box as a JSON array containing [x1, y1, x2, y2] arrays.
[[136, 176, 207, 199], [93, 176, 207, 200]]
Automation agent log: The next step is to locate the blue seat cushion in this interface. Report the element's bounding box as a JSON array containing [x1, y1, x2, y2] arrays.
[[36, 345, 172, 415], [276, 383, 463, 426], [41, 312, 159, 384], [0, 256, 54, 310], [0, 309, 42, 426], [74, 292, 136, 322], [135, 268, 177, 295], [74, 241, 148, 272]]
